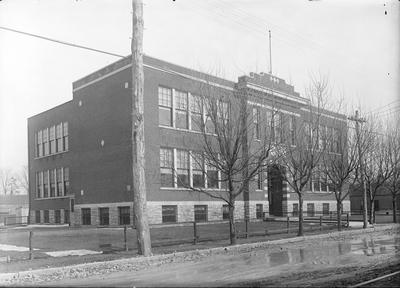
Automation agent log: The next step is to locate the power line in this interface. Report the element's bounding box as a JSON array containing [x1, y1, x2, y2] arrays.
[[0, 26, 125, 58], [366, 100, 400, 114]]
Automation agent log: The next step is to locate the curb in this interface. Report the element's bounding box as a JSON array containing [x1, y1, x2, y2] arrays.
[[1, 223, 399, 284]]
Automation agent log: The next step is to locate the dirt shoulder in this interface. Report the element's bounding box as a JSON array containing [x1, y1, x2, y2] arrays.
[[1, 224, 398, 286]]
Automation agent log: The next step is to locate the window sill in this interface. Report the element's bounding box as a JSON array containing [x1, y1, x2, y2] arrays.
[[34, 151, 68, 160], [159, 125, 217, 136], [34, 196, 70, 200], [160, 187, 227, 191]]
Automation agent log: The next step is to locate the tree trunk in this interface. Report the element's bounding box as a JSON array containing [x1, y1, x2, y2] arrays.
[[131, 0, 151, 256], [367, 196, 372, 224], [298, 194, 304, 236], [337, 201, 342, 231], [228, 202, 236, 245], [393, 195, 397, 223], [369, 199, 375, 224]]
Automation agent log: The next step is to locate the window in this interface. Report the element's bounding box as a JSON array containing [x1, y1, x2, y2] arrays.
[[49, 126, 56, 154], [327, 127, 333, 152], [305, 122, 312, 149], [118, 206, 130, 225], [64, 209, 70, 224], [35, 210, 40, 223], [374, 200, 380, 211], [56, 123, 63, 152], [56, 168, 63, 196], [162, 205, 177, 223], [206, 159, 218, 189], [312, 167, 321, 192], [204, 99, 215, 134], [293, 203, 299, 217], [320, 172, 328, 192], [333, 128, 340, 153], [217, 100, 229, 126], [43, 128, 49, 156], [44, 210, 49, 223], [158, 87, 172, 126], [70, 199, 74, 212], [82, 208, 91, 225], [322, 203, 329, 215], [54, 210, 61, 224], [175, 90, 188, 129], [99, 208, 109, 226], [222, 205, 229, 220], [194, 205, 208, 222], [192, 153, 205, 188], [256, 204, 263, 219], [253, 107, 260, 140], [63, 167, 69, 195], [307, 203, 315, 217], [43, 171, 49, 198], [160, 148, 174, 187], [273, 113, 282, 143], [256, 169, 263, 190], [63, 122, 69, 151], [37, 130, 43, 157], [320, 125, 326, 150], [289, 115, 296, 145], [36, 172, 42, 198], [176, 150, 189, 187], [50, 169, 56, 197], [190, 94, 203, 132]]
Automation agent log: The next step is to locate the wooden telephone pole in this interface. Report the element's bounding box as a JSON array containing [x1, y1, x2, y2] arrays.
[[348, 110, 368, 229], [131, 0, 151, 256]]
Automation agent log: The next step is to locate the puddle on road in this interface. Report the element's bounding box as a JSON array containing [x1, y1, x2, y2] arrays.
[[200, 234, 400, 273]]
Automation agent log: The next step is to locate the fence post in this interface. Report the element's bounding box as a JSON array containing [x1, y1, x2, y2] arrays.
[[124, 226, 128, 251], [287, 216, 290, 234], [245, 219, 249, 238], [193, 221, 197, 245], [346, 213, 349, 228], [319, 216, 323, 231], [29, 231, 33, 260], [4, 217, 6, 226]]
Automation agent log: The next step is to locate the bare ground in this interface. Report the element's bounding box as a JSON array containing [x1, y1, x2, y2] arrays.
[[0, 224, 398, 286]]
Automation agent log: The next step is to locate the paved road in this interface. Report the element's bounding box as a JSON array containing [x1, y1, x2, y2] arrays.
[[48, 231, 400, 287]]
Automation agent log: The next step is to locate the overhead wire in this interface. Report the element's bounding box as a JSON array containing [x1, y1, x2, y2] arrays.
[[0, 26, 125, 58]]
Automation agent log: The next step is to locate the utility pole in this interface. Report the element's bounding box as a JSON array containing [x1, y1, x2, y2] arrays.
[[268, 30, 272, 75], [131, 0, 151, 256], [348, 110, 368, 229]]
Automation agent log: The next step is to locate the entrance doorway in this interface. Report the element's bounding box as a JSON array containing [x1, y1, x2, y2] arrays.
[[268, 165, 284, 216]]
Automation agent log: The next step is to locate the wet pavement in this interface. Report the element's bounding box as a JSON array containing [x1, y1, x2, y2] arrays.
[[49, 232, 400, 287]]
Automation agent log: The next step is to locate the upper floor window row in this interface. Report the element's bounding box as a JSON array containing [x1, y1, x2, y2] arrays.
[[35, 122, 68, 158], [158, 86, 228, 134]]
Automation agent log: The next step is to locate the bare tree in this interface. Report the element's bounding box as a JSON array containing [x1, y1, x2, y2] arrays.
[[179, 82, 275, 245], [384, 117, 400, 223], [363, 119, 393, 224], [0, 168, 11, 195], [321, 116, 358, 230], [16, 165, 29, 194], [275, 75, 329, 236]]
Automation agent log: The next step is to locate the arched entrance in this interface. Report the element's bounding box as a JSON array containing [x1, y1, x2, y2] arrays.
[[268, 165, 284, 216]]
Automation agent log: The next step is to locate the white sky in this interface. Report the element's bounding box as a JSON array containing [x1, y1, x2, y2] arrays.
[[0, 0, 399, 171]]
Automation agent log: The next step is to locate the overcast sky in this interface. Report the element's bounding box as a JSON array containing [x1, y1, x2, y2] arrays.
[[0, 0, 399, 171]]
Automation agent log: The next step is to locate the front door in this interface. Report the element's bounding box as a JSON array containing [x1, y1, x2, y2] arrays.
[[268, 165, 284, 216]]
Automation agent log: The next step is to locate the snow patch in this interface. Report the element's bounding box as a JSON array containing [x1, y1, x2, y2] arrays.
[[45, 249, 102, 257], [0, 244, 38, 252]]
